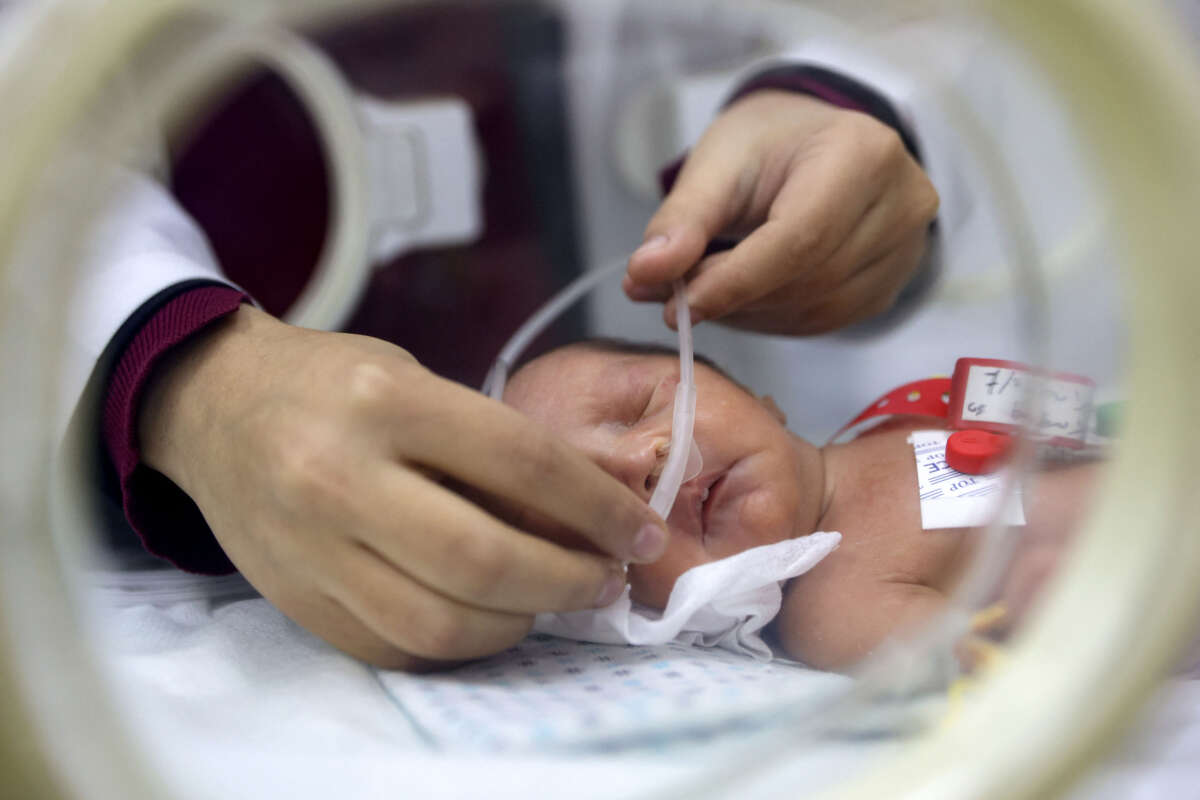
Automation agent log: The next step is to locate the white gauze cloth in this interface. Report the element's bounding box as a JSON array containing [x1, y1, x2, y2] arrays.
[[533, 532, 841, 662]]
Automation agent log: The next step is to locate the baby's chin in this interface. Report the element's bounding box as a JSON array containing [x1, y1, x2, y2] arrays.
[[629, 484, 805, 609], [627, 546, 706, 609]]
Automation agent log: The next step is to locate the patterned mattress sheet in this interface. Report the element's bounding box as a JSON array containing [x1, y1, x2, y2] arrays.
[[88, 570, 1200, 800]]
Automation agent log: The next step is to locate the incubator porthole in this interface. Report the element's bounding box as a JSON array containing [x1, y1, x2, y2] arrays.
[[0, 1, 1197, 799]]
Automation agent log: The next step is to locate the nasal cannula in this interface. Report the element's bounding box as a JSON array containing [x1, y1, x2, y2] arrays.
[[483, 259, 701, 519]]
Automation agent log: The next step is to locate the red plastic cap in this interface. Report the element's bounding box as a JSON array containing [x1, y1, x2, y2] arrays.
[[946, 430, 1014, 475]]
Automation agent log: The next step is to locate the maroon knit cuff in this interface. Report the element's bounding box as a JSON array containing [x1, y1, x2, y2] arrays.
[[658, 65, 917, 196], [102, 286, 249, 574], [725, 71, 868, 114]]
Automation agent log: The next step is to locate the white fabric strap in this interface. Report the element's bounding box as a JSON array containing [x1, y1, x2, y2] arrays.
[[356, 95, 483, 265]]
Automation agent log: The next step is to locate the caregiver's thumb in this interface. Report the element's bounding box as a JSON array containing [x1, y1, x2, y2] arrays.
[[624, 143, 746, 298]]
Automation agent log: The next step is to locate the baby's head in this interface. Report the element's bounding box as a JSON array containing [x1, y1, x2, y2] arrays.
[[503, 341, 829, 608]]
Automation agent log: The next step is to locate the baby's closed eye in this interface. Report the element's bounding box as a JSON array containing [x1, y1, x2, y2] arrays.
[[600, 377, 667, 426]]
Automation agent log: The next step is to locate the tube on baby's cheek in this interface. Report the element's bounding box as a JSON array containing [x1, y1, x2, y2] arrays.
[[648, 280, 698, 519]]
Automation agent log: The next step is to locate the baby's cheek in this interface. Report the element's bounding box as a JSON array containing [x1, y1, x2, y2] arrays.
[[628, 542, 706, 609], [723, 488, 794, 554]]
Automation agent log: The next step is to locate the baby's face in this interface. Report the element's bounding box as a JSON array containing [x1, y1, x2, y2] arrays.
[[504, 344, 827, 608]]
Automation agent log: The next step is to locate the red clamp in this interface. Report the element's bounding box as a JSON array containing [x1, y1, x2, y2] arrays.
[[944, 429, 1015, 474]]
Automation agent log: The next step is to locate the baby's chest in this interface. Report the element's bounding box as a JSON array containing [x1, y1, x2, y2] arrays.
[[824, 433, 974, 591]]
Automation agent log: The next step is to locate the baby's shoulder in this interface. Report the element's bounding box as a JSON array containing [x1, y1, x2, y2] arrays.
[[822, 422, 926, 517]]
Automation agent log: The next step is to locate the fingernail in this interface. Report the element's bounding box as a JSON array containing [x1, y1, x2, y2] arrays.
[[633, 234, 669, 258], [632, 522, 668, 561], [594, 571, 625, 607]]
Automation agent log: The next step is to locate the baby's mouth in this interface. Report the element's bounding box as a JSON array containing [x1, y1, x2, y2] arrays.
[[700, 474, 725, 542], [672, 468, 726, 546]]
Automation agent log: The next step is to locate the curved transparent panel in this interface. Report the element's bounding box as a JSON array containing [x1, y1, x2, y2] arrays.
[[0, 1, 1196, 799]]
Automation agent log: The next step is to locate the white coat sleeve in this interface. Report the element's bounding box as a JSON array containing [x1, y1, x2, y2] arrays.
[[59, 167, 236, 438]]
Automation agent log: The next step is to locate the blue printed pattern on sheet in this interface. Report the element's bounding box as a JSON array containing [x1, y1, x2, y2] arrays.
[[376, 634, 849, 752]]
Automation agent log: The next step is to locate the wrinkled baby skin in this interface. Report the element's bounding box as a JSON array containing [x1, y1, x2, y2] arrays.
[[503, 344, 1097, 671], [503, 343, 829, 610]]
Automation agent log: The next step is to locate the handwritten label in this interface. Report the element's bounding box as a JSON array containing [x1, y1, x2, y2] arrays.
[[958, 365, 1093, 444], [909, 430, 1025, 530]]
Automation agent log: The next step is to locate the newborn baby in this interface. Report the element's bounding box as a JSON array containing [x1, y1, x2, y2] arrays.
[[503, 341, 1099, 671]]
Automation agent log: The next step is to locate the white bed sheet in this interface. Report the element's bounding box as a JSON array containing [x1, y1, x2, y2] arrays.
[[83, 570, 1200, 799]]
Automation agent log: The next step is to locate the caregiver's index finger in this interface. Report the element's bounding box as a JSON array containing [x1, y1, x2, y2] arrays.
[[496, 425, 669, 564], [392, 373, 668, 564]]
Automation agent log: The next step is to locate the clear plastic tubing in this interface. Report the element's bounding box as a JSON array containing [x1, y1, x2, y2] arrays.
[[483, 260, 700, 519], [646, 280, 699, 518]]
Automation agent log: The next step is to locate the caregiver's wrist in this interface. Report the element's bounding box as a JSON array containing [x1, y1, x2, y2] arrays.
[[138, 304, 272, 490], [726, 63, 923, 163]]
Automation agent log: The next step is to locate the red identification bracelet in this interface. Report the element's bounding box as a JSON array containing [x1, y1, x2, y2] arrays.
[[833, 358, 1096, 475]]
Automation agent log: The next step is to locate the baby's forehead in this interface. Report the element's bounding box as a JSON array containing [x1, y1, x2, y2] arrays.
[[527, 343, 672, 380], [508, 345, 661, 401], [517, 343, 748, 398], [502, 346, 662, 420]]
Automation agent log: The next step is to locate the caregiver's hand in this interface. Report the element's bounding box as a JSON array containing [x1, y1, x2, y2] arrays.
[[138, 306, 666, 670], [624, 90, 939, 335]]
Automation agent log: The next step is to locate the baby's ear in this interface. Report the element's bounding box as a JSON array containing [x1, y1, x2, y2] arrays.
[[758, 394, 787, 425]]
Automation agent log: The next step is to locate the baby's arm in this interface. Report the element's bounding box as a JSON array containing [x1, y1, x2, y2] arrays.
[[776, 462, 1103, 671], [775, 573, 948, 672], [993, 461, 1102, 626]]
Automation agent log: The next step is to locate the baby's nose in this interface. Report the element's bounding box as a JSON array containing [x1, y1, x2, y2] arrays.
[[595, 438, 663, 502]]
